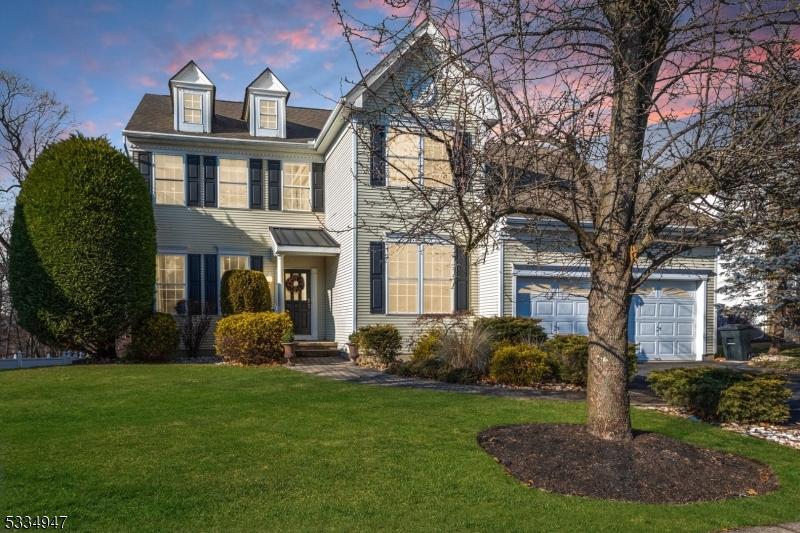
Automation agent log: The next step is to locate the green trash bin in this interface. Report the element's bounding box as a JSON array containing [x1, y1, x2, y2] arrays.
[[718, 324, 754, 361]]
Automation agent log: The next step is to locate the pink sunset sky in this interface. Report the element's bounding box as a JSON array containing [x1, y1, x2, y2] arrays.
[[0, 0, 401, 147]]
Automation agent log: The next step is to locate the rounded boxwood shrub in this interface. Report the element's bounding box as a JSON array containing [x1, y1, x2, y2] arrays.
[[411, 328, 444, 363], [9, 135, 156, 356], [544, 335, 638, 386], [220, 269, 272, 315], [475, 317, 547, 346], [718, 377, 791, 424], [647, 367, 749, 420], [356, 324, 401, 364], [126, 313, 180, 362], [215, 311, 292, 364], [489, 344, 557, 386]]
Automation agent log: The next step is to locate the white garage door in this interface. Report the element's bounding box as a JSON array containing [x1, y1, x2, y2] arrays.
[[632, 281, 697, 361], [516, 276, 699, 361], [515, 278, 589, 336]]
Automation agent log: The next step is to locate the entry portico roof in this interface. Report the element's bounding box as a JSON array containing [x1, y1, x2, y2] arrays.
[[270, 227, 340, 255]]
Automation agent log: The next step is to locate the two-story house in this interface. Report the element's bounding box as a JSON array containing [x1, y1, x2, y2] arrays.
[[123, 21, 718, 361]]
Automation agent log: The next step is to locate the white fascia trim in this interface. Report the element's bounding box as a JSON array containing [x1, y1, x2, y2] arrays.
[[216, 247, 250, 256], [512, 266, 711, 281], [273, 245, 340, 256], [498, 239, 505, 316], [696, 278, 707, 360], [122, 130, 315, 149], [315, 100, 347, 152]]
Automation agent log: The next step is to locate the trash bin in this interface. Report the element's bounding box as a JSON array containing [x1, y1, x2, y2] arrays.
[[718, 324, 755, 361]]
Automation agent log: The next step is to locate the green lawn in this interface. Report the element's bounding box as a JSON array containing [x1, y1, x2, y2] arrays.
[[1, 365, 799, 532]]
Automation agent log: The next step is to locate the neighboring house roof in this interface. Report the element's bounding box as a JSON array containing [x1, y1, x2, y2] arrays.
[[125, 94, 331, 143], [270, 227, 340, 248]]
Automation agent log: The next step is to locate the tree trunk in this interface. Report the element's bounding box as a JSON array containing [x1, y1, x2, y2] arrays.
[[94, 340, 117, 359], [586, 258, 634, 441]]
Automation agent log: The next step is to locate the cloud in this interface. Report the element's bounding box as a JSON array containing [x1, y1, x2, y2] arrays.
[[79, 80, 98, 104], [135, 75, 159, 88], [81, 120, 98, 134], [165, 32, 240, 73], [274, 26, 331, 51], [100, 32, 129, 47]]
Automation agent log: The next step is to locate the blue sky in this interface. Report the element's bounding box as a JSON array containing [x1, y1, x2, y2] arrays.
[[0, 0, 396, 148]]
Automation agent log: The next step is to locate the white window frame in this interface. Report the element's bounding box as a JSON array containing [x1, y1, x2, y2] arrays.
[[217, 157, 249, 209], [254, 96, 281, 137], [155, 253, 187, 315], [282, 162, 312, 212], [183, 91, 203, 125], [385, 127, 455, 189], [178, 89, 206, 132], [385, 242, 455, 316], [153, 153, 185, 206]]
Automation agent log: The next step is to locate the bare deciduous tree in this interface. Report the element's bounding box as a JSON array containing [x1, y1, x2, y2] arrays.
[[334, 0, 800, 440], [0, 71, 71, 248]]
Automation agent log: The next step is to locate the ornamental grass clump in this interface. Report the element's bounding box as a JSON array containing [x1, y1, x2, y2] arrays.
[[215, 312, 293, 365]]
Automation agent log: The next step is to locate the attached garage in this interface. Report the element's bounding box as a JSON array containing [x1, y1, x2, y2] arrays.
[[515, 273, 707, 361]]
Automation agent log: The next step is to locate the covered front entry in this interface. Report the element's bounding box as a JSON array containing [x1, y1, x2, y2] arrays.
[[271, 227, 340, 340], [284, 269, 311, 335], [514, 270, 707, 362]]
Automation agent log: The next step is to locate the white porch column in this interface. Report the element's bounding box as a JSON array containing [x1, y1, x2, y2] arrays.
[[276, 254, 285, 312]]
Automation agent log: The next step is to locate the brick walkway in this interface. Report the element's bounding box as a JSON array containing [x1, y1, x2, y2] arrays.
[[289, 355, 663, 405]]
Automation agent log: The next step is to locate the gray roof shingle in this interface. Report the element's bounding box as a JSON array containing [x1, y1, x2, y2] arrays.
[[124, 94, 331, 143]]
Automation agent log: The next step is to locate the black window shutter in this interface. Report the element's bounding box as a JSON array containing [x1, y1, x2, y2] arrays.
[[250, 255, 263, 272], [454, 246, 469, 311], [267, 160, 281, 210], [186, 155, 200, 206], [204, 254, 218, 315], [369, 242, 385, 314], [249, 159, 263, 209], [203, 156, 217, 207], [187, 254, 202, 314], [454, 131, 473, 193], [370, 125, 386, 186], [135, 151, 152, 194], [312, 162, 324, 212]]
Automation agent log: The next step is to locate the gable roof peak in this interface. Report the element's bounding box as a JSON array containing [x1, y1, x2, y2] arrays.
[[168, 60, 214, 87]]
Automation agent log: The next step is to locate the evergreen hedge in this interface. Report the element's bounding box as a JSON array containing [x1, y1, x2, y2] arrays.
[[9, 135, 156, 356], [220, 269, 272, 315]]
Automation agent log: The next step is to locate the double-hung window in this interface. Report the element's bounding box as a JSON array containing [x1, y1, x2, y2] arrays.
[[218, 159, 248, 208], [386, 128, 454, 187], [387, 243, 419, 314], [154, 154, 184, 205], [221, 255, 248, 274], [387, 243, 454, 314], [183, 92, 202, 125], [283, 162, 311, 211], [422, 133, 453, 187], [387, 128, 420, 186], [156, 255, 186, 314], [259, 99, 278, 130], [422, 244, 454, 313]]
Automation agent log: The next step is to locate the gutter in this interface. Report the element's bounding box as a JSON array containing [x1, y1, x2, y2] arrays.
[[122, 130, 317, 150]]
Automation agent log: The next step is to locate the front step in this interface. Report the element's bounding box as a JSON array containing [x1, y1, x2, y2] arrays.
[[295, 341, 340, 358]]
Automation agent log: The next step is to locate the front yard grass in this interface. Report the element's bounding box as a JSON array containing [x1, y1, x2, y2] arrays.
[[1, 364, 800, 532]]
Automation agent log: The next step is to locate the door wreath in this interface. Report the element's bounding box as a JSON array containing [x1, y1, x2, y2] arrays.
[[286, 273, 305, 295]]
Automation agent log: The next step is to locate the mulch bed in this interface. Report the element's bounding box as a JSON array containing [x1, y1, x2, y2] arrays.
[[477, 424, 778, 504]]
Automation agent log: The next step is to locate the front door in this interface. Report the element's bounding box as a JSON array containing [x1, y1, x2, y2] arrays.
[[284, 269, 311, 335]]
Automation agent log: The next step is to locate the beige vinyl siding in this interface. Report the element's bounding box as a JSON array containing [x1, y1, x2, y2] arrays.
[[352, 55, 481, 349], [501, 237, 719, 354], [323, 125, 355, 344], [476, 232, 502, 317], [131, 140, 332, 351]]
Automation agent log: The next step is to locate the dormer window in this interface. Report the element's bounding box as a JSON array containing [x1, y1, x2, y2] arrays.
[[183, 92, 203, 125], [243, 68, 289, 138], [169, 60, 214, 133], [259, 99, 278, 130]]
